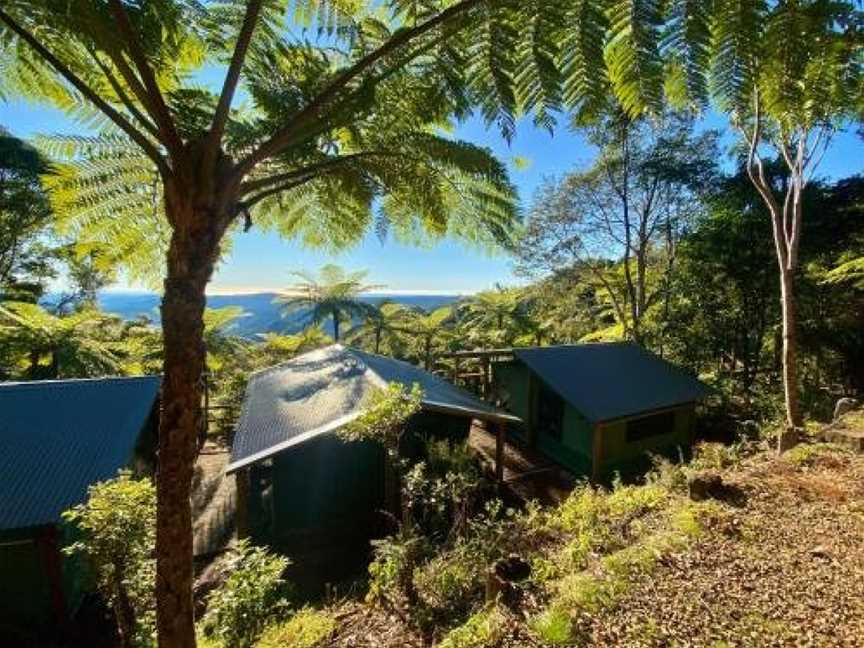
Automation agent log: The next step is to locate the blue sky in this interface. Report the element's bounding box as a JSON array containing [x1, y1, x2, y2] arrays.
[[2, 99, 862, 294]]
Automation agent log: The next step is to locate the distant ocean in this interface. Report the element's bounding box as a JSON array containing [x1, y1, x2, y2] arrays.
[[96, 291, 461, 339]]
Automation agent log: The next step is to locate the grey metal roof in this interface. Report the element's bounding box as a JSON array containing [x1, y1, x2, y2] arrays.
[[0, 376, 160, 531], [513, 343, 711, 423], [228, 345, 518, 473]]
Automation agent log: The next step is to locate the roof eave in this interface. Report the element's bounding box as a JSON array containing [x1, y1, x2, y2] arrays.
[[226, 398, 520, 473]]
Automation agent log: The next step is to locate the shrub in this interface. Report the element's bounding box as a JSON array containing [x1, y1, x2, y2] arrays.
[[200, 540, 291, 648], [646, 453, 689, 492], [605, 483, 668, 518], [366, 530, 427, 606], [403, 459, 485, 540], [62, 471, 156, 648], [413, 545, 484, 620], [425, 437, 477, 477], [437, 606, 507, 648], [255, 609, 335, 648], [689, 441, 741, 471], [529, 607, 572, 645]]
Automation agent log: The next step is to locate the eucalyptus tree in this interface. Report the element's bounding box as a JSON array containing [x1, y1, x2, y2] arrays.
[[0, 4, 524, 641], [517, 113, 719, 344], [277, 264, 380, 341], [719, 1, 863, 442], [2, 0, 858, 639]]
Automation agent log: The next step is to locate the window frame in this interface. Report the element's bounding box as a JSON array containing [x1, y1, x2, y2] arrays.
[[535, 380, 565, 442], [625, 410, 676, 443]]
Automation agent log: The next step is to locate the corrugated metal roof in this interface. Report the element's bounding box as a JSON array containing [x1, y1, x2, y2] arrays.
[[228, 345, 518, 473], [0, 376, 160, 531], [513, 343, 711, 423]]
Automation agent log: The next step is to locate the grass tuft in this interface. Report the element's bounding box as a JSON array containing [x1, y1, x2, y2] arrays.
[[437, 606, 507, 648], [255, 608, 336, 648], [529, 606, 572, 645]]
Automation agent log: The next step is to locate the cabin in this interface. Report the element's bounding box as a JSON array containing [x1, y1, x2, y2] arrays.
[[0, 376, 160, 641], [227, 344, 517, 586], [489, 344, 711, 479]]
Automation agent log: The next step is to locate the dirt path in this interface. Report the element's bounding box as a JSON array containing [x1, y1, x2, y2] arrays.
[[192, 444, 236, 557]]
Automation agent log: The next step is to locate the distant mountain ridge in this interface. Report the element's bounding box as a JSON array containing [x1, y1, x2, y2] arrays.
[[97, 291, 460, 338]]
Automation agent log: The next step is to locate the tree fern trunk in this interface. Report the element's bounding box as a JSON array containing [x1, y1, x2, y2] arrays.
[[156, 202, 222, 648]]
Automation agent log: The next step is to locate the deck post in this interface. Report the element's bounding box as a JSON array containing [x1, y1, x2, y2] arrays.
[[495, 421, 506, 483], [483, 357, 491, 399], [235, 468, 250, 539]]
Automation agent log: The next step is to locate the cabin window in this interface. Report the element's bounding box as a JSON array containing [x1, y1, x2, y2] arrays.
[[536, 382, 565, 441], [626, 411, 676, 443]]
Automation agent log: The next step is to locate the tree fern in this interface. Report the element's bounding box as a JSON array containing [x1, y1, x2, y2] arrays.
[[708, 0, 767, 114], [558, 0, 610, 122], [514, 0, 566, 131], [465, 1, 520, 140], [604, 0, 666, 116], [661, 0, 714, 109], [37, 133, 170, 288]]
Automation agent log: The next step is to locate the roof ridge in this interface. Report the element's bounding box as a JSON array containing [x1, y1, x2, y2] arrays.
[[246, 344, 346, 379]]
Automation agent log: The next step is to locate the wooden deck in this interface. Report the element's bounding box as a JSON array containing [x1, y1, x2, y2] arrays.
[[468, 421, 576, 505]]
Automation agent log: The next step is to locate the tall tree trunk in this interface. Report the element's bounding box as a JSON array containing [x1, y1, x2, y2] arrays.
[[333, 313, 340, 341], [779, 267, 802, 431], [156, 201, 223, 648]]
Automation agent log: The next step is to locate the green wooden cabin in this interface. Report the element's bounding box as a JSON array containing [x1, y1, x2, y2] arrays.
[[0, 376, 160, 643], [492, 344, 710, 479], [227, 345, 516, 589]]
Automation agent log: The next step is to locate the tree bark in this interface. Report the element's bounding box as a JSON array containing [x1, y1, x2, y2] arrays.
[[156, 201, 223, 648], [778, 267, 802, 430]]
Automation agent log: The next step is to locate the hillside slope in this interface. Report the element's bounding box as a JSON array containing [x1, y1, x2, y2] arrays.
[[276, 436, 864, 648]]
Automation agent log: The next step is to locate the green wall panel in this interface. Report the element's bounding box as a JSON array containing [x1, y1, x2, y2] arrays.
[[598, 405, 695, 477], [270, 434, 386, 542]]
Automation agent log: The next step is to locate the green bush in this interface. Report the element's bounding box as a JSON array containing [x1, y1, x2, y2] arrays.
[[255, 609, 335, 648], [413, 545, 484, 619], [366, 530, 427, 606], [403, 459, 485, 540], [437, 606, 507, 648], [689, 441, 742, 471], [529, 607, 572, 645], [62, 471, 156, 648], [425, 437, 478, 477], [200, 540, 291, 648]]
